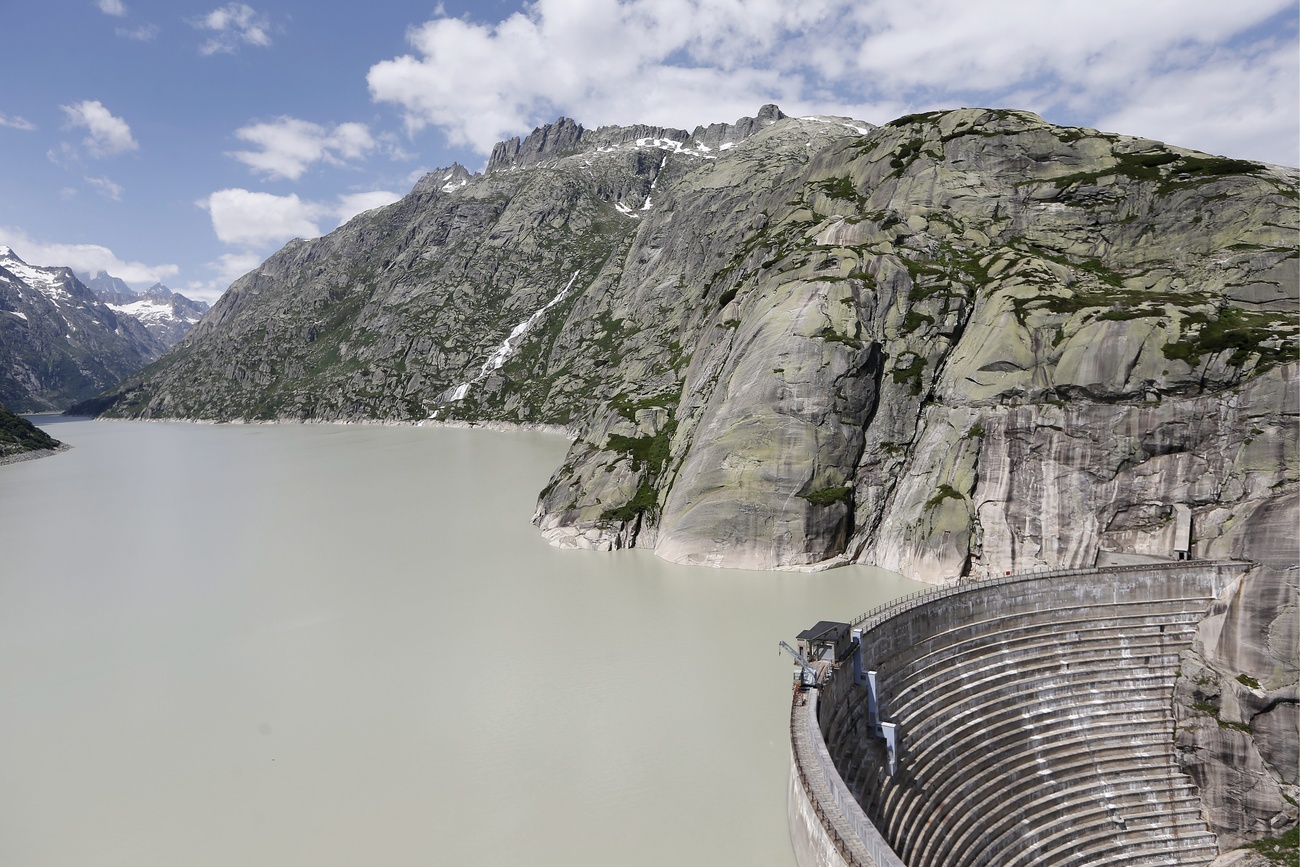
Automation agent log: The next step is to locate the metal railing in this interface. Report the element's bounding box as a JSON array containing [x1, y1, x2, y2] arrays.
[[847, 559, 1245, 633], [790, 689, 906, 867]]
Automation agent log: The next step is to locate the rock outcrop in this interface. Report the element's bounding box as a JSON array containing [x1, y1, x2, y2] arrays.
[[78, 107, 1299, 580], [534, 109, 1299, 578]]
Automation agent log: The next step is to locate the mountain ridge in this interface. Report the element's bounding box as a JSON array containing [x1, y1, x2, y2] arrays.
[[80, 270, 210, 348], [75, 106, 1298, 585], [0, 246, 168, 411]]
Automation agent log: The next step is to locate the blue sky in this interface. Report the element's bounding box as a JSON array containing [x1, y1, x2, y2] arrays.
[[1, 0, 1296, 303]]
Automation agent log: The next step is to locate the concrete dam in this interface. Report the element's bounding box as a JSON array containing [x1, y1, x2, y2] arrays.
[[787, 561, 1249, 867]]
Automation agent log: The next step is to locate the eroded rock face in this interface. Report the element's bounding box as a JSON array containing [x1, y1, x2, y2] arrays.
[[541, 110, 1299, 577], [1174, 495, 1299, 851], [84, 107, 1298, 579]]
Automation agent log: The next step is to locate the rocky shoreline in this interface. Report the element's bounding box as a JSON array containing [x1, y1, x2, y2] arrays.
[[82, 413, 574, 438], [0, 443, 71, 467]]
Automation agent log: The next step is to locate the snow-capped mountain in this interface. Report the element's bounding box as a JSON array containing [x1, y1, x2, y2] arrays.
[[81, 271, 209, 348], [0, 246, 166, 411], [80, 270, 135, 301]]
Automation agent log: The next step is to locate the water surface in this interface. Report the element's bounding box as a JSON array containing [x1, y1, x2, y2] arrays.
[[0, 419, 922, 866]]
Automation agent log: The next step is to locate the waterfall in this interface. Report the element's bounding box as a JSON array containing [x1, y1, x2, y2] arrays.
[[429, 270, 581, 416]]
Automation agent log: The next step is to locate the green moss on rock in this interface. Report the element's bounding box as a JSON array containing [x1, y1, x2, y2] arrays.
[[799, 486, 851, 507]]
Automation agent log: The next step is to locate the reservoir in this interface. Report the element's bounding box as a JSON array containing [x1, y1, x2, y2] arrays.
[[0, 419, 923, 867]]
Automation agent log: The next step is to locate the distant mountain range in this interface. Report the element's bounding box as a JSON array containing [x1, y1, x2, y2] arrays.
[[79, 270, 209, 347], [0, 246, 208, 411]]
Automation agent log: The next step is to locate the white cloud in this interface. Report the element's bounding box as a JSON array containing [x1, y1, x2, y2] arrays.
[[202, 188, 402, 249], [1096, 39, 1300, 167], [335, 190, 403, 220], [171, 252, 268, 304], [203, 189, 324, 247], [98, 0, 127, 16], [47, 142, 78, 169], [117, 24, 159, 41], [208, 251, 267, 292], [0, 112, 35, 131], [85, 176, 124, 201], [378, 132, 416, 163], [60, 100, 138, 157], [368, 0, 1298, 166], [0, 226, 178, 287], [229, 118, 377, 180], [193, 3, 272, 55]]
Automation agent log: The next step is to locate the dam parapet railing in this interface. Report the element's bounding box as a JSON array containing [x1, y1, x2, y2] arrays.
[[791, 686, 907, 867], [846, 559, 1247, 633], [789, 559, 1250, 867]]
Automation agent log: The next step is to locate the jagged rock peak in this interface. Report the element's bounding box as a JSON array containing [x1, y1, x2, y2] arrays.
[[486, 105, 790, 172], [688, 103, 786, 150], [83, 270, 134, 297], [411, 163, 475, 195], [487, 117, 586, 172], [2, 247, 94, 303]]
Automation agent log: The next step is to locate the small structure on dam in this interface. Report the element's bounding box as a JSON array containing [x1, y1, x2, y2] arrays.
[[786, 560, 1250, 867], [796, 621, 854, 663]]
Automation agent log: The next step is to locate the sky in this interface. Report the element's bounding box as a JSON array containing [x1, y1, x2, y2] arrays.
[[0, 0, 1296, 304]]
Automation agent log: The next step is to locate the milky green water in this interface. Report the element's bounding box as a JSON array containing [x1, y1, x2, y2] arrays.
[[0, 419, 923, 867]]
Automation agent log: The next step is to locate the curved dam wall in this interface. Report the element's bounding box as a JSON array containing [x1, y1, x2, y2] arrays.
[[790, 561, 1250, 867]]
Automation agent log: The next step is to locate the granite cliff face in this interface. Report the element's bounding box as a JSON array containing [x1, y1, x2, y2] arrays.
[[1174, 494, 1299, 853], [82, 107, 1298, 580]]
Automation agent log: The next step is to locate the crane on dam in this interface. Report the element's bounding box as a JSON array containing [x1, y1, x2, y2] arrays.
[[779, 640, 819, 689]]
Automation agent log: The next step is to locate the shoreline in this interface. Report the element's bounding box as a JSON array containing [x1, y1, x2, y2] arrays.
[[0, 443, 72, 467], [75, 415, 576, 439]]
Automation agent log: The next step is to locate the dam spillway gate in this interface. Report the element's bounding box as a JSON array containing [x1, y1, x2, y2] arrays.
[[787, 561, 1250, 867]]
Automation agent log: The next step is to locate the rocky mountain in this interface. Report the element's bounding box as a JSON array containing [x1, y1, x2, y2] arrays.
[[1, 247, 167, 412], [81, 270, 134, 299], [81, 271, 210, 348], [79, 106, 1298, 583]]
